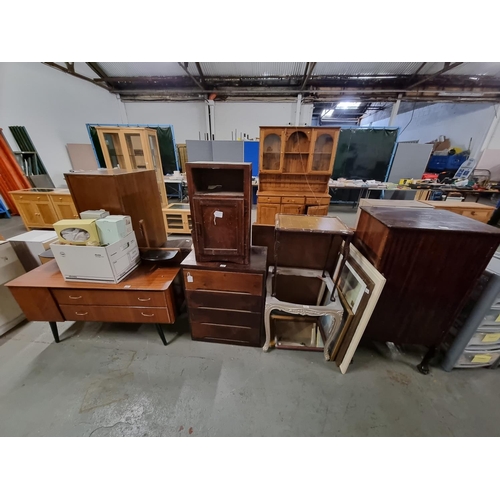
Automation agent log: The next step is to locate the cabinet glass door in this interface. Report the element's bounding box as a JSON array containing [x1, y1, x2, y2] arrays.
[[103, 132, 126, 169], [311, 133, 335, 172], [124, 132, 146, 169], [262, 132, 282, 171], [147, 132, 168, 206]]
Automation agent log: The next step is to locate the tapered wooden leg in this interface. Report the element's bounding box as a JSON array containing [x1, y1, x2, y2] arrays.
[[155, 323, 168, 346], [49, 322, 60, 343], [417, 346, 436, 375]]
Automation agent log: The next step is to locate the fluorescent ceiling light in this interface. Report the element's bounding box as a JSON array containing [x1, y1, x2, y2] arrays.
[[336, 101, 361, 109]]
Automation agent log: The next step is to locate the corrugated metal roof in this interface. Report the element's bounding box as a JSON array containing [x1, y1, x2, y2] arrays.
[[313, 62, 425, 75], [98, 62, 186, 77], [199, 62, 307, 77], [94, 62, 500, 79]]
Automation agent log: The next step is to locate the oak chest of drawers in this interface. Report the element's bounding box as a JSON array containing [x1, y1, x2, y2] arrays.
[[181, 246, 267, 346]]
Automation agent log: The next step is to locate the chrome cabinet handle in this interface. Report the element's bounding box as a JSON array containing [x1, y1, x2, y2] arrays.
[[69, 295, 82, 299], [141, 312, 154, 317], [137, 297, 151, 302], [75, 312, 88, 316]]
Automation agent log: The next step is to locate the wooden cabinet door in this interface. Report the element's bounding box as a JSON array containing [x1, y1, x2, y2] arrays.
[[260, 128, 284, 173], [51, 195, 78, 220], [193, 197, 244, 259], [257, 203, 280, 224], [15, 199, 56, 228], [307, 129, 339, 174], [282, 204, 305, 215]]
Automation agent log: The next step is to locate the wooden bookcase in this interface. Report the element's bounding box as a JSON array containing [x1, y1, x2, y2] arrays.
[[256, 126, 340, 224]]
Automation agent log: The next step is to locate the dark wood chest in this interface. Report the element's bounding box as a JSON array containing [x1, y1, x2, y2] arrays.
[[181, 246, 267, 347], [355, 207, 500, 347]]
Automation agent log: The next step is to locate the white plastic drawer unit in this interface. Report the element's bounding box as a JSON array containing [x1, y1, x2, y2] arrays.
[[478, 308, 500, 328], [468, 330, 500, 348], [455, 349, 500, 368]]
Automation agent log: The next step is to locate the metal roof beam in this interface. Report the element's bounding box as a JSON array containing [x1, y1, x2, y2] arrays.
[[177, 62, 205, 91], [407, 62, 463, 89], [43, 62, 110, 91], [195, 63, 207, 88], [86, 62, 109, 80], [300, 62, 317, 91]]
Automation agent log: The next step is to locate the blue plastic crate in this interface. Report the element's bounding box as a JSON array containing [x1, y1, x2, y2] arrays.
[[427, 154, 468, 173]]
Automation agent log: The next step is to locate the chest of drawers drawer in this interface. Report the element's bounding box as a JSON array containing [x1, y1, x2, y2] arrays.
[[189, 307, 261, 328], [52, 289, 169, 307], [185, 290, 262, 312], [183, 269, 262, 295], [190, 322, 261, 346], [258, 196, 281, 204], [59, 304, 171, 323]]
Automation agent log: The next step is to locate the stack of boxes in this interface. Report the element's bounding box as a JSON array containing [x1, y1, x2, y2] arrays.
[[51, 211, 140, 283]]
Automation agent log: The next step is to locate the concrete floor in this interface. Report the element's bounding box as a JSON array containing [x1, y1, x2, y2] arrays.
[[2, 210, 500, 437]]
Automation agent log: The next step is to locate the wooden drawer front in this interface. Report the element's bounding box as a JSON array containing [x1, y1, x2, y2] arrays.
[[52, 289, 167, 307], [282, 196, 305, 204], [60, 304, 172, 323], [191, 322, 261, 346], [190, 307, 261, 328], [186, 290, 262, 312], [306, 197, 329, 205], [459, 209, 491, 223], [259, 196, 281, 204], [11, 193, 49, 202], [183, 269, 262, 295]]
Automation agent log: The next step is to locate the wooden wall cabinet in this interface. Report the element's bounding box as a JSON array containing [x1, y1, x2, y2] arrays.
[[256, 126, 340, 224], [354, 207, 500, 356], [186, 162, 252, 265], [95, 126, 168, 207], [9, 189, 78, 230], [65, 169, 167, 248]]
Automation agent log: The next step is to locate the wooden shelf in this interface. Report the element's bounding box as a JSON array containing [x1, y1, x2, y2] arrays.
[[284, 152, 309, 155]]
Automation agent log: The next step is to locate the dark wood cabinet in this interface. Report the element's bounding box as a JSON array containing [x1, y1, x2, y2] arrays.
[[186, 162, 251, 264], [181, 246, 267, 346], [65, 169, 167, 248], [355, 207, 500, 350]]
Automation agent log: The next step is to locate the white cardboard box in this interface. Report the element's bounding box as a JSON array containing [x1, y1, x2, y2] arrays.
[[8, 230, 58, 271], [50, 231, 140, 283]]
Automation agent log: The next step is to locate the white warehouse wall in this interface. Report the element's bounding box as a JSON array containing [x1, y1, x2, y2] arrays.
[[214, 102, 313, 140], [0, 62, 124, 187], [123, 102, 206, 142], [361, 103, 497, 159]]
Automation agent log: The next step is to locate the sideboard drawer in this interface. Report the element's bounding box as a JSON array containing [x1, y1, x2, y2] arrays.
[[183, 269, 262, 295], [60, 304, 172, 323], [191, 322, 261, 346], [282, 196, 305, 204], [52, 289, 168, 307], [259, 196, 281, 204], [11, 193, 50, 202]]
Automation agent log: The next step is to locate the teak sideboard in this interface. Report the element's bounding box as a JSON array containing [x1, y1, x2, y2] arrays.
[[9, 188, 78, 230], [256, 126, 340, 224], [6, 260, 179, 346]]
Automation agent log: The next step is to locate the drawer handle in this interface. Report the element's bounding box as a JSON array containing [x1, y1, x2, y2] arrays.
[[69, 295, 82, 299], [141, 312, 155, 317], [37, 196, 41, 200], [59, 197, 63, 200], [35, 213, 41, 216], [75, 312, 88, 316], [19, 196, 23, 199], [137, 297, 151, 302]]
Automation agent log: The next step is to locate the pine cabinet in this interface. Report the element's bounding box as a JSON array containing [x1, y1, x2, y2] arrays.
[[256, 126, 340, 224], [9, 189, 78, 230], [95, 126, 168, 208]]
